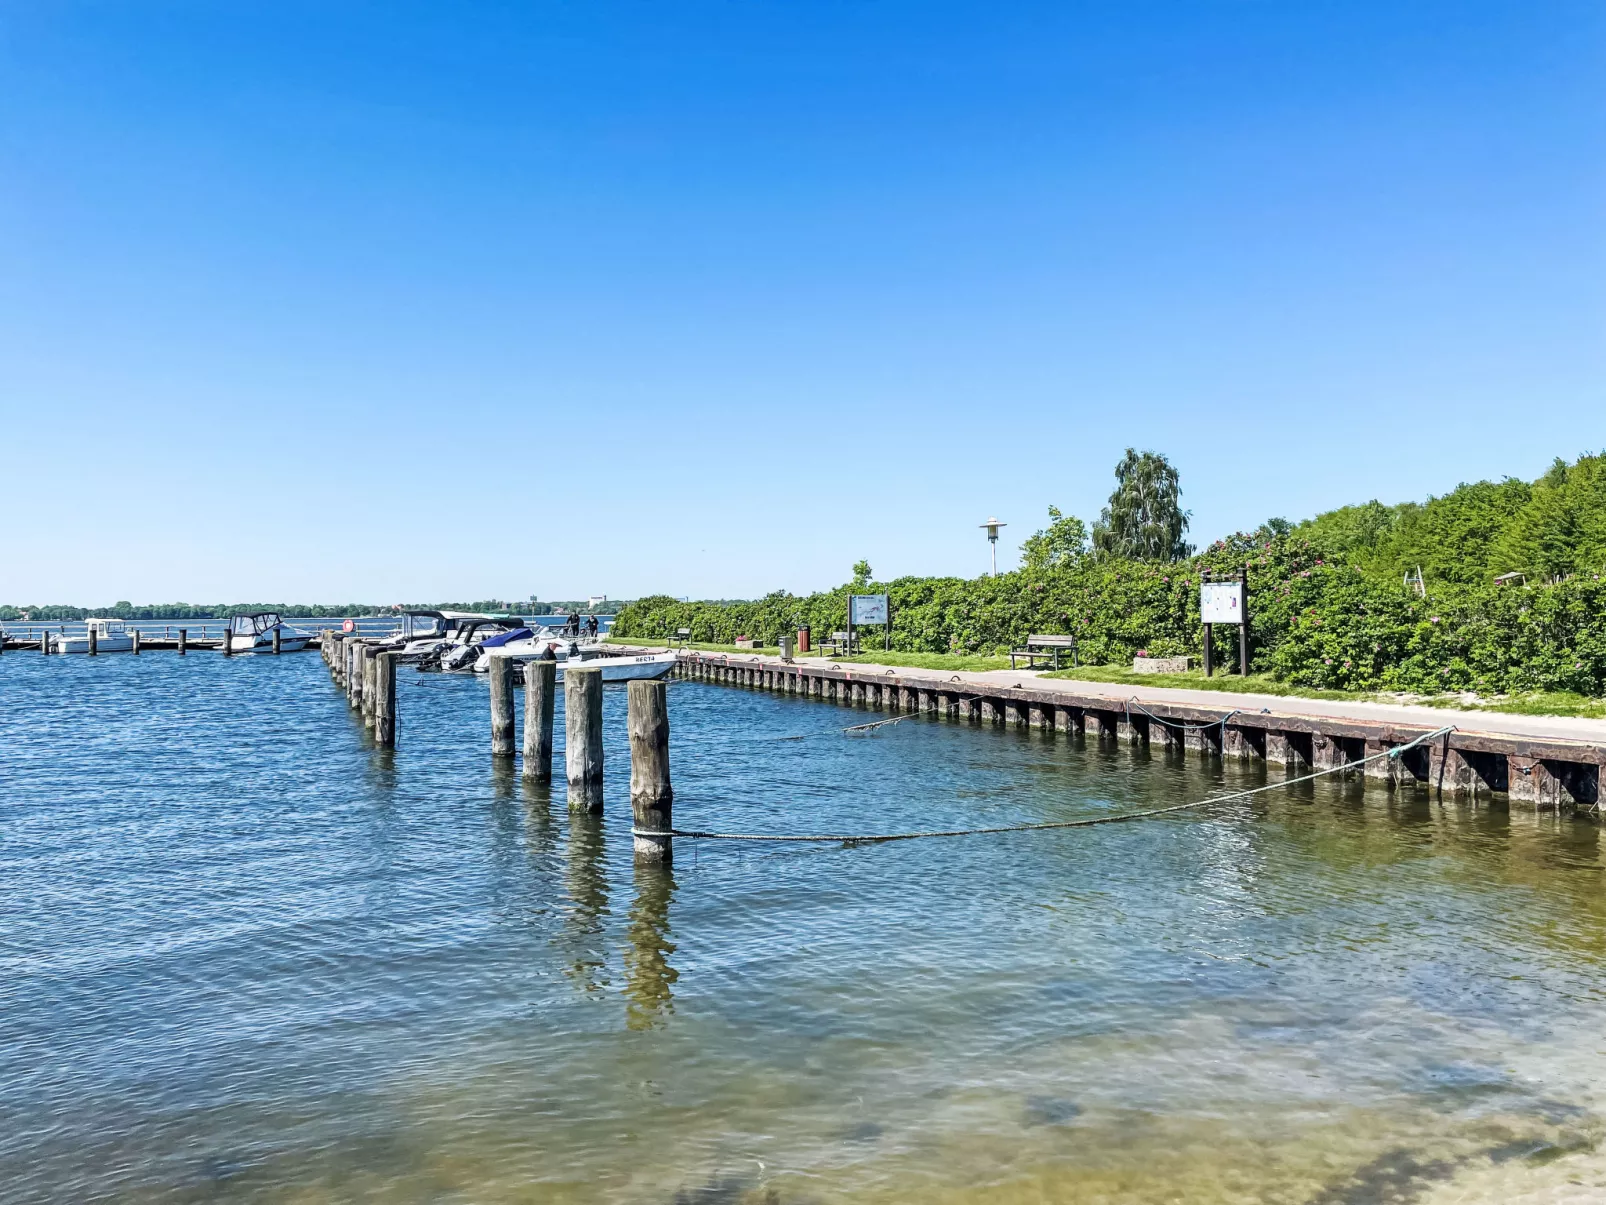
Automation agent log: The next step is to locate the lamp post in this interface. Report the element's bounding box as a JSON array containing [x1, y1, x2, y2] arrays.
[[979, 517, 1006, 576]]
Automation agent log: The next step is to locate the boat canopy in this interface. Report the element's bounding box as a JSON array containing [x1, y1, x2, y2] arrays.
[[478, 627, 534, 649]]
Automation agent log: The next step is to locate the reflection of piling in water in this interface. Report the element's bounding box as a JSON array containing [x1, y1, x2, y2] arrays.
[[566, 667, 603, 811], [561, 813, 610, 993], [624, 862, 678, 1030], [523, 660, 556, 783], [628, 680, 673, 863]]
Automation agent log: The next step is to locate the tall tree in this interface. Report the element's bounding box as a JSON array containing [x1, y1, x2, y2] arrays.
[[1092, 448, 1192, 561], [1020, 506, 1088, 570]]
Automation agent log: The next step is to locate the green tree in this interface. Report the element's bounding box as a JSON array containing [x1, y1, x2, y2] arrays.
[[851, 560, 873, 589], [1091, 448, 1192, 561], [1020, 506, 1088, 570]]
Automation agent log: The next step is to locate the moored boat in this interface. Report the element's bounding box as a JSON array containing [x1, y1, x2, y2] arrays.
[[50, 618, 136, 654], [226, 612, 313, 654]]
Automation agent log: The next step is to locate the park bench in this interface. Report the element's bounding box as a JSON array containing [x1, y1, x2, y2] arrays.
[[1009, 634, 1078, 670], [668, 628, 692, 648], [821, 630, 860, 657]]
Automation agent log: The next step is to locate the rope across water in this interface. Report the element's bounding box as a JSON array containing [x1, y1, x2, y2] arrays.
[[632, 725, 1457, 846]]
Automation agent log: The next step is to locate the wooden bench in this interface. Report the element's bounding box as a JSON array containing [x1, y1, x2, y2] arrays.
[[1010, 634, 1078, 670]]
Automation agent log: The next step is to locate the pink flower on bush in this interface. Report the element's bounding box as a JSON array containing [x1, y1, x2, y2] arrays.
[[1324, 657, 1332, 664], [1430, 616, 1440, 624]]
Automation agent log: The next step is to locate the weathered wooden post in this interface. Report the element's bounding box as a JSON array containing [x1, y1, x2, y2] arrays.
[[41, 629, 50, 654], [347, 643, 363, 708], [489, 655, 516, 756], [566, 666, 604, 810], [522, 659, 556, 782], [628, 679, 672, 863], [131, 629, 140, 655], [88, 626, 98, 656], [272, 626, 282, 655], [220, 620, 232, 656], [374, 652, 397, 747], [177, 628, 187, 655], [362, 647, 378, 728]]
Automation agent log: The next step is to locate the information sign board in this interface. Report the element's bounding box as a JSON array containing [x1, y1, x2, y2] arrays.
[[850, 594, 889, 625], [1200, 581, 1244, 625]]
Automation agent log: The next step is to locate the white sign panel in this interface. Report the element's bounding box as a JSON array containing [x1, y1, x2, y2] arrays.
[[850, 594, 889, 625], [1200, 581, 1244, 624]]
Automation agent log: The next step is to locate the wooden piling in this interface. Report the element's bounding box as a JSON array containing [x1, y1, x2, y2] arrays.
[[131, 629, 140, 655], [363, 647, 378, 728], [523, 659, 556, 782], [565, 666, 604, 809], [177, 628, 187, 656], [374, 652, 397, 747], [489, 655, 516, 756], [628, 679, 673, 862], [41, 629, 50, 654], [221, 621, 232, 656], [88, 626, 97, 656], [272, 626, 282, 655]]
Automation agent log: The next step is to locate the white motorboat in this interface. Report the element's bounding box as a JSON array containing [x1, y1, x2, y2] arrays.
[[495, 647, 677, 683], [381, 610, 520, 662], [51, 618, 135, 654], [430, 617, 531, 672], [225, 612, 313, 654], [469, 624, 582, 673]]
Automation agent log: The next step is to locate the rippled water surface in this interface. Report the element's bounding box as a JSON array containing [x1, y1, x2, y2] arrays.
[[5, 652, 1606, 1203]]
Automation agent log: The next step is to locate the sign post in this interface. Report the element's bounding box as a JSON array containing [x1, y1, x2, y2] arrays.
[[1199, 572, 1249, 677], [849, 593, 891, 653]]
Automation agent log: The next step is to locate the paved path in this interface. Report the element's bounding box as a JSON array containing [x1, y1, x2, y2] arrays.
[[639, 646, 1606, 748]]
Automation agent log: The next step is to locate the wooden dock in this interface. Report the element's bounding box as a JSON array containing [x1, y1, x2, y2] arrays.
[[644, 648, 1605, 812]]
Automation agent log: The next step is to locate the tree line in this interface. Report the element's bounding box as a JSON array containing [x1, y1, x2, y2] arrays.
[[611, 449, 1606, 697]]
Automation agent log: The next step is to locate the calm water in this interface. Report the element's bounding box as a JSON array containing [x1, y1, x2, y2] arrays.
[[5, 652, 1606, 1203]]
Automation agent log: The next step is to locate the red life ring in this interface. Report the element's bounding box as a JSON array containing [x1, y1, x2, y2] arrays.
[[342, 618, 356, 633]]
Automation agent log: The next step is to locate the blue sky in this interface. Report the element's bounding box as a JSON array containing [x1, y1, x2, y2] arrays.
[[2, 2, 1602, 604]]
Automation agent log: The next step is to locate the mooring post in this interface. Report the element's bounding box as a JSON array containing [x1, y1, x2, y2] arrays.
[[272, 626, 282, 655], [347, 643, 362, 708], [628, 679, 673, 863], [41, 629, 50, 654], [177, 628, 187, 656], [363, 647, 379, 728], [489, 655, 516, 756], [220, 620, 232, 656], [131, 629, 140, 655], [374, 652, 397, 747], [88, 626, 98, 656], [565, 666, 604, 810], [523, 659, 556, 782]]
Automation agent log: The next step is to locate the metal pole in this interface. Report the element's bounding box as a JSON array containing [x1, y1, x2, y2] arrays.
[[1239, 565, 1250, 676]]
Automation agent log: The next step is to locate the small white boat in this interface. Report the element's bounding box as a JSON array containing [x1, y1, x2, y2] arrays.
[[498, 647, 677, 683], [226, 612, 313, 654], [430, 618, 532, 672], [469, 624, 582, 673], [51, 618, 135, 654], [381, 610, 520, 662]]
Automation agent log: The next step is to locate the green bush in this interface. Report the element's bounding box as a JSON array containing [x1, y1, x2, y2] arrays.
[[612, 537, 1606, 697]]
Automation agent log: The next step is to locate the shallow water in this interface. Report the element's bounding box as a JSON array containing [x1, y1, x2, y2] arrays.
[[4, 651, 1606, 1203]]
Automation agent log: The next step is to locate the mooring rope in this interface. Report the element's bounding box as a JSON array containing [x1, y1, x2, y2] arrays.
[[631, 726, 1456, 846]]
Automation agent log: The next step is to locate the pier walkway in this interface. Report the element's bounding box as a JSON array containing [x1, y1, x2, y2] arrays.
[[614, 644, 1606, 812]]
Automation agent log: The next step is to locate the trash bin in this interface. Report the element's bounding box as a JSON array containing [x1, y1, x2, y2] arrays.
[[797, 626, 811, 654], [780, 634, 795, 661]]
